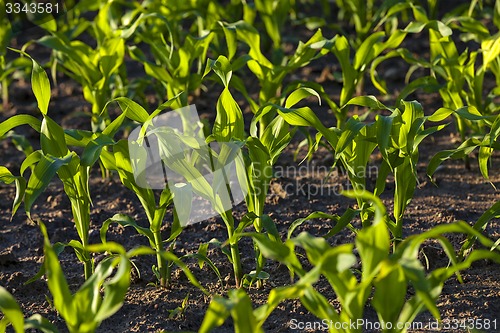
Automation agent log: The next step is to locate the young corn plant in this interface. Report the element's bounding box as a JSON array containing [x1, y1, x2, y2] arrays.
[[325, 23, 423, 126], [0, 5, 12, 111], [373, 100, 446, 243], [0, 228, 208, 333], [366, 5, 461, 107], [36, 1, 127, 131], [334, 0, 411, 45], [200, 191, 500, 333], [101, 142, 177, 288], [330, 116, 377, 226], [39, 222, 131, 333], [221, 21, 329, 131], [428, 29, 487, 140], [0, 222, 132, 333], [426, 107, 500, 185], [97, 96, 225, 288], [0, 52, 107, 279], [244, 86, 330, 286], [77, 96, 177, 288], [76, 94, 218, 290], [190, 54, 304, 288], [136, 0, 238, 37], [335, 0, 376, 42], [242, 0, 294, 55], [199, 55, 258, 288], [125, 12, 214, 108], [130, 0, 188, 32], [204, 56, 326, 287], [277, 95, 444, 243], [0, 11, 31, 111], [327, 98, 444, 242], [402, 4, 500, 150]]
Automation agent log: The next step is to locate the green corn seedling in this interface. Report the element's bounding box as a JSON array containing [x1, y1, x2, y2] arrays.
[[136, 0, 238, 37], [200, 190, 500, 333], [319, 98, 444, 241], [0, 5, 12, 111], [429, 28, 485, 142], [205, 56, 322, 287], [426, 107, 500, 185], [49, 0, 97, 37], [333, 0, 416, 46], [101, 144, 177, 288], [325, 27, 411, 126], [369, 9, 454, 105], [244, 86, 329, 286], [0, 9, 31, 112], [370, 10, 453, 106], [335, 0, 376, 44], [242, 0, 293, 55], [373, 100, 446, 243], [88, 96, 178, 288], [222, 22, 329, 131], [0, 51, 110, 279], [39, 222, 131, 333], [331, 117, 377, 226], [96, 95, 227, 288], [0, 222, 133, 333], [276, 95, 444, 243], [35, 2, 127, 131], [205, 55, 312, 287], [133, 0, 194, 32], [0, 232, 208, 333], [403, 4, 500, 155], [201, 56, 249, 287], [126, 12, 214, 108]]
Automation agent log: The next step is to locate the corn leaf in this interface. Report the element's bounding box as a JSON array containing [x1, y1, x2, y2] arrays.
[[113, 97, 150, 123], [94, 256, 131, 322], [0, 114, 42, 138], [214, 88, 245, 141], [41, 116, 69, 158], [30, 58, 51, 115], [0, 286, 24, 333], [24, 314, 59, 333], [460, 201, 500, 258], [373, 262, 407, 326], [40, 222, 75, 325], [356, 221, 390, 281], [25, 154, 73, 218]]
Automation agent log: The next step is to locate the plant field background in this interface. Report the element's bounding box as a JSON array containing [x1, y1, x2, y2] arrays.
[[1, 0, 500, 332], [3, 122, 500, 332]]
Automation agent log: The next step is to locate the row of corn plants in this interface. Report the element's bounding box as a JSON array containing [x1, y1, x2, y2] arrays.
[[1, 0, 500, 331]]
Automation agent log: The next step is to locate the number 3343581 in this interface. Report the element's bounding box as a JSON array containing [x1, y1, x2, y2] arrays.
[[5, 2, 59, 14]]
